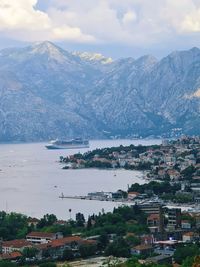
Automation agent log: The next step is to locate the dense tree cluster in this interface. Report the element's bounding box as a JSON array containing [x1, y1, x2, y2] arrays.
[[0, 211, 28, 240], [83, 206, 148, 238], [174, 244, 200, 264], [128, 181, 180, 195]]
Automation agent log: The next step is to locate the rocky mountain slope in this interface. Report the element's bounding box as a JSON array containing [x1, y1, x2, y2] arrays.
[[0, 41, 199, 141]]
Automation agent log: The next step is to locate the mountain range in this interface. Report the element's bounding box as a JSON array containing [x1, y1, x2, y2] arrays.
[[0, 41, 199, 141]]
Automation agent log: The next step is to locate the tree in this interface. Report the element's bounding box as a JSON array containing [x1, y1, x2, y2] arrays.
[[0, 262, 17, 267], [124, 257, 170, 267], [126, 235, 140, 247], [42, 248, 51, 258], [105, 237, 130, 258], [174, 244, 200, 264], [79, 243, 97, 258], [193, 255, 200, 267], [97, 232, 109, 249], [76, 213, 85, 227], [37, 214, 57, 228], [22, 247, 38, 258], [124, 257, 141, 267], [182, 256, 194, 267], [0, 212, 28, 240], [62, 247, 74, 260], [181, 165, 196, 180], [87, 216, 92, 230], [39, 263, 56, 267]]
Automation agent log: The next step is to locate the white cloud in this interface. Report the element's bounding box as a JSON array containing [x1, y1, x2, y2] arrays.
[[181, 9, 200, 32], [1, 0, 200, 46], [52, 26, 95, 42], [122, 11, 137, 25], [0, 0, 50, 30], [0, 0, 96, 43], [47, 0, 200, 45]]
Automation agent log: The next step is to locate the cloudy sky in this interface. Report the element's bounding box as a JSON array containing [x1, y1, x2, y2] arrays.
[[1, 0, 200, 58]]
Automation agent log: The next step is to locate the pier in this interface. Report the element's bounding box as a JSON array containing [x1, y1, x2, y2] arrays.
[[59, 193, 131, 203]]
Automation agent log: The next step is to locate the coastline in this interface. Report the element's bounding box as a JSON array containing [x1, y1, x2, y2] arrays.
[[0, 139, 160, 219]]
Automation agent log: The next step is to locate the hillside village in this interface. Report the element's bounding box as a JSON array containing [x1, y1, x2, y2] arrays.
[[60, 136, 200, 204], [1, 203, 200, 266], [61, 136, 200, 178]]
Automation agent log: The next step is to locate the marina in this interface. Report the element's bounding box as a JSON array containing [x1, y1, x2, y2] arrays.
[[59, 192, 131, 203]]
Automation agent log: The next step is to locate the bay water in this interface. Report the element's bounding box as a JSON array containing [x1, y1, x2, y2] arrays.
[[0, 139, 161, 219]]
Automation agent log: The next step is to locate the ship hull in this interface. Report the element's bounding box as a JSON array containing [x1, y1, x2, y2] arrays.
[[45, 144, 89, 150]]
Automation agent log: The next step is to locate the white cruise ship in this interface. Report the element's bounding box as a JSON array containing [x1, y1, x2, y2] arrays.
[[45, 138, 89, 149]]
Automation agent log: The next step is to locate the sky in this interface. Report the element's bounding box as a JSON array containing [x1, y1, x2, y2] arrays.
[[1, 0, 200, 58]]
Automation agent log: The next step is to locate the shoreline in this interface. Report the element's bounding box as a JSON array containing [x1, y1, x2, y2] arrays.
[[0, 139, 162, 219], [0, 138, 162, 145]]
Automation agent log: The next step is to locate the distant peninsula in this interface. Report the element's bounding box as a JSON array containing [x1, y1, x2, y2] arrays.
[[60, 136, 200, 182], [60, 136, 200, 205]]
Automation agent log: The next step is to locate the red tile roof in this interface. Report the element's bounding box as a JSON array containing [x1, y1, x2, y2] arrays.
[[36, 236, 82, 250], [51, 236, 82, 248], [27, 232, 56, 238], [1, 251, 22, 260], [2, 239, 32, 248]]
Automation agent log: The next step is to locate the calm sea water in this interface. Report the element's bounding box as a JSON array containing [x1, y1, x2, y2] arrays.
[[0, 139, 161, 219]]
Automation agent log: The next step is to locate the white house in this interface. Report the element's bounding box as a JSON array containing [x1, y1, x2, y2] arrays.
[[26, 232, 63, 244]]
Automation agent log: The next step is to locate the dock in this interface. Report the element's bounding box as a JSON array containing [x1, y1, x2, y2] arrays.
[[59, 193, 131, 203], [59, 195, 87, 200]]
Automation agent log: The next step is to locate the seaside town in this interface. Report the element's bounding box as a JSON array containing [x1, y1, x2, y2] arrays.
[[60, 136, 200, 204], [1, 1, 200, 266], [0, 136, 200, 266]]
